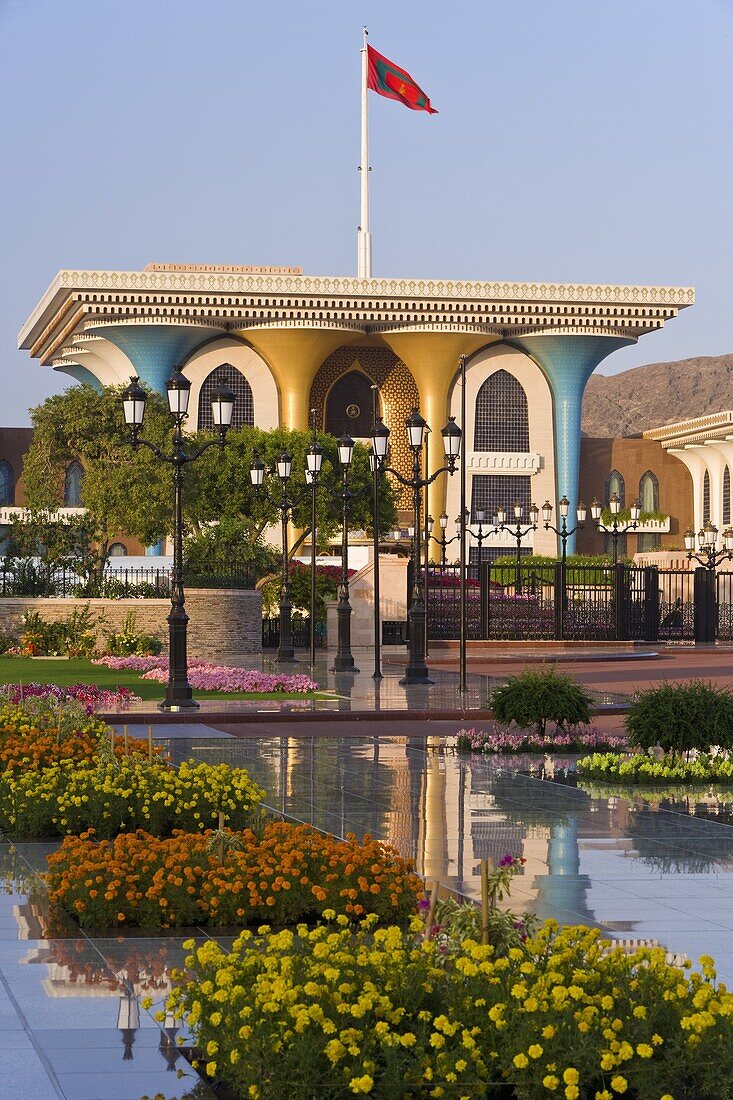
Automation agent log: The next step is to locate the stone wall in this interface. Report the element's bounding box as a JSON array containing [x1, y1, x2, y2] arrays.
[[325, 555, 408, 649], [0, 589, 262, 662]]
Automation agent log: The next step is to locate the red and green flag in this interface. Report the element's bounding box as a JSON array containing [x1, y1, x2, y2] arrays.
[[366, 45, 438, 114]]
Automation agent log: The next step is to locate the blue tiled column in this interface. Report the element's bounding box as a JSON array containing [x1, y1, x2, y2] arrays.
[[91, 324, 222, 396], [52, 363, 104, 392], [512, 335, 634, 553]]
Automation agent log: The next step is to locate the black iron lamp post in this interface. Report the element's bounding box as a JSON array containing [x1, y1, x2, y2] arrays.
[[372, 407, 461, 685], [431, 512, 461, 567], [121, 372, 235, 711], [331, 432, 360, 673], [305, 423, 324, 670], [469, 506, 498, 567], [685, 521, 733, 570], [593, 494, 641, 565], [371, 409, 390, 680], [498, 500, 540, 594], [250, 449, 312, 664], [542, 496, 587, 566]]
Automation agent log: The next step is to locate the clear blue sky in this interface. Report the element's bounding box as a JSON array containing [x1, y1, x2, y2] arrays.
[[1, 0, 730, 424]]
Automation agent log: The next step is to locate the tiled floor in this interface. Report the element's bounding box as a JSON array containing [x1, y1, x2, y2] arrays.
[[2, 731, 733, 1097]]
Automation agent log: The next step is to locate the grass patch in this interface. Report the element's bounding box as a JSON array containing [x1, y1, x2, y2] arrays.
[[0, 658, 323, 702]]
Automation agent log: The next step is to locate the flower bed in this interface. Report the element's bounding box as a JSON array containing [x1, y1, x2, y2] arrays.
[[0, 757, 263, 839], [92, 656, 318, 693], [577, 751, 733, 785], [170, 920, 733, 1099], [457, 724, 626, 754], [0, 727, 162, 772], [2, 682, 141, 711], [46, 824, 422, 930]]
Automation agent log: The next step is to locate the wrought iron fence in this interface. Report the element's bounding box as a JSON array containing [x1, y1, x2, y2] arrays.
[[262, 615, 325, 649], [0, 558, 257, 598]]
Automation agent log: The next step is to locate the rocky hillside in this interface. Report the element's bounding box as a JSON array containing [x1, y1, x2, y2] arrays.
[[582, 353, 733, 438]]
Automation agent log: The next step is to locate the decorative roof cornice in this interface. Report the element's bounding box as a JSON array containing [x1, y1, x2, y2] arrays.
[[18, 266, 694, 365], [644, 411, 733, 444]]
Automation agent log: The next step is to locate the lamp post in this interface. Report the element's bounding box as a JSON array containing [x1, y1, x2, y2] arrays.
[[370, 396, 389, 680], [469, 507, 498, 568], [431, 512, 461, 567], [685, 521, 733, 570], [120, 372, 235, 711], [592, 494, 641, 565], [372, 408, 461, 684], [542, 496, 587, 566], [497, 500, 540, 594], [543, 496, 587, 640], [306, 416, 324, 671], [331, 431, 360, 673], [250, 449, 313, 664]]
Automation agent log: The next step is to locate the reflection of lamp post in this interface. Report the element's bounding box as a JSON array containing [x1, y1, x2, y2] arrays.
[[497, 500, 539, 594], [592, 494, 641, 565], [117, 989, 140, 1060], [685, 521, 733, 570], [158, 1010, 180, 1072], [250, 450, 310, 664], [121, 373, 235, 711], [372, 408, 461, 684]]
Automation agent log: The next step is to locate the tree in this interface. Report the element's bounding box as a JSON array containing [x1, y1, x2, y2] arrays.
[[186, 425, 397, 555], [22, 383, 175, 558]]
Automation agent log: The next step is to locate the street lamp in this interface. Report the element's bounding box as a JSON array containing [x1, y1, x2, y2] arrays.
[[542, 496, 587, 566], [593, 494, 641, 565], [370, 397, 389, 680], [120, 373, 235, 711], [685, 521, 733, 570], [469, 506, 499, 568], [372, 407, 461, 684], [306, 417, 324, 670], [250, 449, 310, 663], [430, 512, 461, 568], [332, 431, 359, 673], [497, 500, 539, 594]]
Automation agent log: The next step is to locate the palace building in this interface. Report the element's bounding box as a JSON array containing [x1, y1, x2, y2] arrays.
[[18, 263, 693, 557]]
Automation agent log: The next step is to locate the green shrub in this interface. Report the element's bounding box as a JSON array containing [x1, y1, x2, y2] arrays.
[[625, 680, 733, 757], [490, 667, 593, 735], [105, 611, 162, 656]]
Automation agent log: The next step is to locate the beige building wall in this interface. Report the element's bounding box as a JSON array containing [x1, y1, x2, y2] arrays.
[[445, 345, 557, 557], [183, 337, 279, 431]]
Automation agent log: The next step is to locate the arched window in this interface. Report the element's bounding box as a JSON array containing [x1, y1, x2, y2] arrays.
[[474, 370, 529, 451], [703, 469, 711, 524], [724, 466, 731, 526], [325, 370, 375, 437], [639, 471, 659, 514], [0, 461, 14, 506], [197, 364, 254, 431], [108, 542, 128, 557], [64, 461, 84, 506], [606, 470, 625, 507]]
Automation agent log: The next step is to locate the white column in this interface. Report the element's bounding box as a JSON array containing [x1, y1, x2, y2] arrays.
[[669, 446, 708, 534]]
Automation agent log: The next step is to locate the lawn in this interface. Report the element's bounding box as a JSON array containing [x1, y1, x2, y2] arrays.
[[0, 658, 322, 702]]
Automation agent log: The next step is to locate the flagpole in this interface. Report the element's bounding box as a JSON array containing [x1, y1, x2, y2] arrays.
[[357, 26, 372, 278]]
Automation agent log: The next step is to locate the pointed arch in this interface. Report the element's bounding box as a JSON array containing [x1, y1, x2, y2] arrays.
[[0, 461, 14, 507], [703, 468, 711, 524], [324, 368, 375, 437], [639, 470, 659, 513], [64, 461, 84, 506], [197, 363, 254, 431], [474, 369, 529, 451], [724, 465, 731, 526], [606, 470, 625, 507]]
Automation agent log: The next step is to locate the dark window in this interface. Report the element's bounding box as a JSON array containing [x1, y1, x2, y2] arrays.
[[0, 462, 14, 506], [474, 370, 529, 451], [108, 542, 128, 557], [724, 466, 731, 526], [64, 461, 83, 506], [325, 370, 374, 437], [639, 470, 659, 514], [198, 364, 254, 431], [703, 469, 711, 524], [606, 470, 625, 507], [470, 474, 531, 523]]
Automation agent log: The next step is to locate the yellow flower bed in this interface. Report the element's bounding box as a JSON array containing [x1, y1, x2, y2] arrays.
[[0, 757, 263, 839], [169, 920, 733, 1099]]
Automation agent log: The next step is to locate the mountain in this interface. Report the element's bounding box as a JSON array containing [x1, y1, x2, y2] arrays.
[[581, 354, 733, 438]]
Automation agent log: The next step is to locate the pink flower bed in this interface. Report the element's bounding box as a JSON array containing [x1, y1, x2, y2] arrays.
[[92, 656, 318, 694], [456, 724, 627, 754], [2, 683, 141, 713]]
